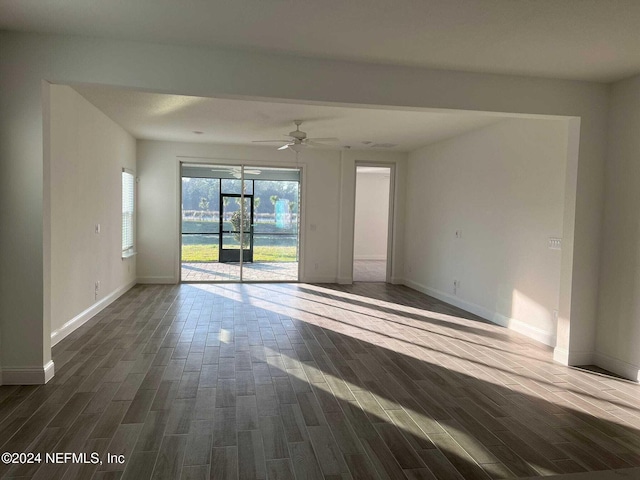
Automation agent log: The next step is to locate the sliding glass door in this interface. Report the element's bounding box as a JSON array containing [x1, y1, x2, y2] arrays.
[[181, 164, 300, 282]]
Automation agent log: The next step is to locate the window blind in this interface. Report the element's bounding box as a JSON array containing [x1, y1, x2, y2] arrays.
[[122, 170, 135, 255]]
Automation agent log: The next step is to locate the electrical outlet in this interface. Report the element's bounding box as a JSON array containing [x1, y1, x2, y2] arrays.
[[453, 279, 459, 295], [455, 230, 462, 239], [548, 237, 562, 250], [94, 281, 100, 300], [95, 223, 101, 234]]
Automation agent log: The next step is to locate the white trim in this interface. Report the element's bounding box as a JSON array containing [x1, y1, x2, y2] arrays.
[[2, 360, 55, 385], [44, 360, 55, 383], [50, 280, 136, 347], [353, 255, 386, 261], [594, 351, 640, 382], [302, 276, 337, 284], [553, 347, 594, 366], [553, 347, 570, 365], [570, 351, 595, 366], [137, 276, 177, 284], [404, 279, 556, 347]]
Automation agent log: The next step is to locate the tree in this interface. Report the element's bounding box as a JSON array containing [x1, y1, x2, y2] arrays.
[[230, 199, 251, 248], [199, 197, 209, 219], [270, 195, 279, 207], [254, 197, 261, 210]]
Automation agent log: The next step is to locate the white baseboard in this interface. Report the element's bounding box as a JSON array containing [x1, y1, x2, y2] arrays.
[[569, 351, 594, 366], [44, 360, 55, 383], [553, 347, 570, 365], [404, 279, 556, 347], [2, 360, 55, 385], [354, 255, 386, 261], [301, 276, 338, 284], [137, 276, 176, 284], [51, 280, 136, 347], [553, 347, 593, 366], [594, 351, 640, 382]]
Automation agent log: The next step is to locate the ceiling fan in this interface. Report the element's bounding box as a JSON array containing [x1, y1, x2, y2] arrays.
[[228, 166, 261, 178], [253, 120, 338, 151]]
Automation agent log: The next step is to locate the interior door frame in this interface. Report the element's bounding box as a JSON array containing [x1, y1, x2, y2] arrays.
[[352, 162, 396, 283]]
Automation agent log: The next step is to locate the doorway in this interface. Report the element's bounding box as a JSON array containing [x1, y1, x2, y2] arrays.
[[180, 164, 301, 282], [353, 165, 392, 282]]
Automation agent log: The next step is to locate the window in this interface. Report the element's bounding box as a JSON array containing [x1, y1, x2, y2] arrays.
[[122, 169, 136, 257]]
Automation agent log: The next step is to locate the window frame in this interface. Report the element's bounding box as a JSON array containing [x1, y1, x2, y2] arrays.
[[122, 168, 136, 258]]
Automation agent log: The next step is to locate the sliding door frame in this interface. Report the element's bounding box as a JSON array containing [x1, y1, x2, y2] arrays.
[[177, 158, 305, 283]]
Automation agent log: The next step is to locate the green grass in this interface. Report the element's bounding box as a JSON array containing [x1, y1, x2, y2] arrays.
[[182, 244, 297, 262]]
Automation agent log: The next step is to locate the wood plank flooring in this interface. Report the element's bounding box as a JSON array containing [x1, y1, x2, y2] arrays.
[[1, 283, 640, 479]]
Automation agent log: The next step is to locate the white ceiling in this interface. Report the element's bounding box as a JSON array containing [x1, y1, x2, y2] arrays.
[[73, 86, 504, 152], [2, 0, 640, 82]]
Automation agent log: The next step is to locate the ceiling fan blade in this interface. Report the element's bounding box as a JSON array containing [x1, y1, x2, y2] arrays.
[[307, 137, 339, 142], [277, 144, 293, 151], [252, 140, 289, 143]]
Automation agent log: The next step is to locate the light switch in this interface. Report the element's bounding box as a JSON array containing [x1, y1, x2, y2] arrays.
[[95, 223, 101, 234]]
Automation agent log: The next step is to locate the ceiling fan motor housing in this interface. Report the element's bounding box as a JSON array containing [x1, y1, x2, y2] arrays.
[[289, 129, 306, 140]]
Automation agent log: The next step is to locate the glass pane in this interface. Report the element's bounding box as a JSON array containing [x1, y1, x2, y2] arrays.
[[182, 234, 219, 262], [221, 178, 241, 194], [221, 177, 254, 194], [253, 180, 298, 234], [182, 177, 220, 233], [222, 233, 241, 249], [221, 197, 237, 230], [242, 170, 299, 281]]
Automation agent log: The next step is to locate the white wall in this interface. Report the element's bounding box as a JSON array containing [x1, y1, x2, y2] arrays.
[[354, 171, 390, 260], [0, 30, 609, 383], [595, 74, 640, 381], [405, 118, 569, 346], [49, 85, 137, 343]]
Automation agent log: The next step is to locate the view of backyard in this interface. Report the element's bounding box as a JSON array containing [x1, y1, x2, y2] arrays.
[[181, 167, 300, 281]]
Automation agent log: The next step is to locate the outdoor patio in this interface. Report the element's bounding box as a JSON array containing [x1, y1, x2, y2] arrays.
[[181, 261, 299, 282]]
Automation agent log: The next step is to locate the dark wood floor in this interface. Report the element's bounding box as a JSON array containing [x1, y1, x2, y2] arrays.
[[1, 283, 640, 479]]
